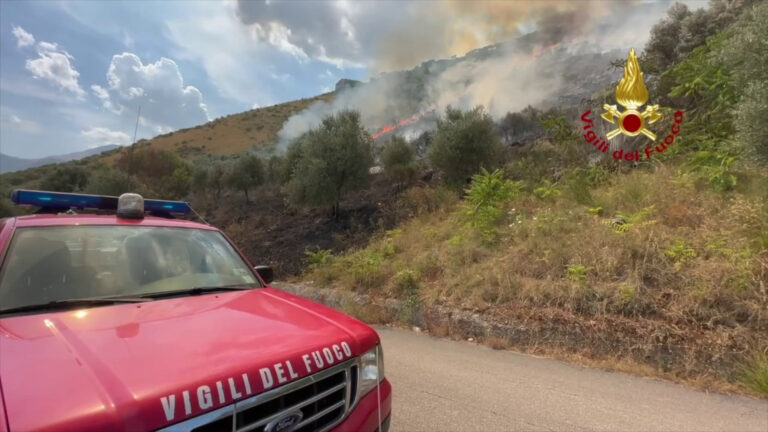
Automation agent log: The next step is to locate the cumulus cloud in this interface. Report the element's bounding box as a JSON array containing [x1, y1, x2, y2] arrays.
[[25, 41, 86, 98], [95, 53, 210, 130], [80, 127, 131, 147], [12, 25, 35, 48]]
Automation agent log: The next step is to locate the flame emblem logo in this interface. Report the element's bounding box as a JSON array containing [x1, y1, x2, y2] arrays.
[[601, 49, 661, 141]]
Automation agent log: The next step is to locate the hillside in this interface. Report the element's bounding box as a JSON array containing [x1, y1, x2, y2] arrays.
[[107, 92, 335, 162], [298, 1, 768, 397], [0, 145, 119, 174]]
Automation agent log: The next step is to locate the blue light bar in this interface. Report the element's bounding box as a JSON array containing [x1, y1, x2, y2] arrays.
[[11, 190, 192, 215]]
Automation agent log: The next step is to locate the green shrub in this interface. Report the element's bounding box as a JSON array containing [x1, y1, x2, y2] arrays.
[[741, 354, 768, 396], [305, 249, 334, 270], [665, 240, 697, 269], [567, 264, 590, 283], [464, 169, 524, 242], [380, 136, 417, 184], [533, 180, 562, 201]]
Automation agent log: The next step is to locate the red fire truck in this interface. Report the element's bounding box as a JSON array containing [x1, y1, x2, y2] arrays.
[[0, 190, 391, 432]]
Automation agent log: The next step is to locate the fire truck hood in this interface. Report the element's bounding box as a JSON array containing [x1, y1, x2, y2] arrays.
[[0, 288, 379, 432]]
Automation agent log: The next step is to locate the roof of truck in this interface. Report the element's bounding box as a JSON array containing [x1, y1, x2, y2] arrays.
[[7, 214, 217, 230]]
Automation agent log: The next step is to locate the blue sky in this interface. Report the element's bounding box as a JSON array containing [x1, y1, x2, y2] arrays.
[[0, 0, 705, 159], [0, 1, 368, 158]]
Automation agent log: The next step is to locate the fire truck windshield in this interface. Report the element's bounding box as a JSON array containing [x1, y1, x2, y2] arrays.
[[0, 226, 258, 312]]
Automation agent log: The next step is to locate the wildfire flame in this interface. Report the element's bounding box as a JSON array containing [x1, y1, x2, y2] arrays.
[[530, 42, 561, 60], [371, 43, 560, 140], [615, 48, 649, 110], [371, 112, 425, 140]]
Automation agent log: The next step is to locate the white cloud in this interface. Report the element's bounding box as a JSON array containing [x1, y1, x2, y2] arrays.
[[80, 127, 131, 147], [12, 26, 35, 48], [25, 41, 86, 98], [3, 114, 41, 134], [166, 2, 276, 108], [96, 52, 210, 130]]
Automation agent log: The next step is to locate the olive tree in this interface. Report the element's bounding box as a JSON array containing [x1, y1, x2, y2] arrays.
[[225, 154, 265, 202], [429, 106, 501, 188], [380, 136, 417, 184], [284, 110, 373, 216]]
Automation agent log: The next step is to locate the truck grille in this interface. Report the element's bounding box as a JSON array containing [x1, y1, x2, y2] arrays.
[[158, 359, 359, 432]]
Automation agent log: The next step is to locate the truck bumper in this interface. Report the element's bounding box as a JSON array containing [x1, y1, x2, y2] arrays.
[[331, 378, 392, 432]]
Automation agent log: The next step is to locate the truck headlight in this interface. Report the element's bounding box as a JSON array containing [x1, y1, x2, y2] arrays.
[[358, 345, 384, 397]]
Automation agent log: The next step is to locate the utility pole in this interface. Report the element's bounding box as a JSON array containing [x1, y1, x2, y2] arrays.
[[132, 105, 141, 144]]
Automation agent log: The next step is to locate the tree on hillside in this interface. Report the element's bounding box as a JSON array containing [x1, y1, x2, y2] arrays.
[[380, 136, 417, 185], [644, 3, 692, 73], [728, 2, 768, 160], [225, 154, 265, 202], [40, 165, 89, 192], [84, 169, 143, 196], [284, 110, 373, 217], [429, 106, 501, 188], [208, 162, 226, 199]]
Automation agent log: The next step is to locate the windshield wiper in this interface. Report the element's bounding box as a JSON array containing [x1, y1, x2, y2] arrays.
[[0, 297, 152, 316], [132, 283, 259, 299]]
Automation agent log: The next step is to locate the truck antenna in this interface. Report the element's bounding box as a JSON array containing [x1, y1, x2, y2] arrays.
[[132, 105, 141, 144]]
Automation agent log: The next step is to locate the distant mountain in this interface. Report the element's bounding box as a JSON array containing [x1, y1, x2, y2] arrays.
[[0, 145, 120, 174]]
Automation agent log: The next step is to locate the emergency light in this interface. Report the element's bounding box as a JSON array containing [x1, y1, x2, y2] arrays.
[[11, 189, 192, 216]]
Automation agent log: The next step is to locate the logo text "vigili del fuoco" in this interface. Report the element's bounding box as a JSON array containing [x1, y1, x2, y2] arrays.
[[581, 49, 684, 162]]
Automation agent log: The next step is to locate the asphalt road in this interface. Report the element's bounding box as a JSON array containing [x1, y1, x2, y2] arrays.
[[376, 326, 768, 432]]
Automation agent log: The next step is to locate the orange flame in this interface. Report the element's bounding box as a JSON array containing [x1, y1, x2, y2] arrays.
[[372, 112, 424, 140], [531, 42, 561, 60]]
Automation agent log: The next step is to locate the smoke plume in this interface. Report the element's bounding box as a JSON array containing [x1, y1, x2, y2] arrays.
[[268, 0, 684, 152]]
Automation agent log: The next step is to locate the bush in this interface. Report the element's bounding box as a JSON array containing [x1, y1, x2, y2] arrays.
[[225, 154, 265, 202], [40, 165, 89, 192], [741, 354, 768, 396], [429, 106, 501, 188], [84, 169, 143, 196], [464, 169, 524, 242], [380, 136, 417, 184]]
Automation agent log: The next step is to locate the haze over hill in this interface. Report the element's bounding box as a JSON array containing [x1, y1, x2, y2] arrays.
[[0, 145, 118, 174]]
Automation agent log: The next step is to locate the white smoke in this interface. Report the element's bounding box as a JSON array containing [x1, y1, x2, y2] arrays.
[[273, 0, 681, 152]]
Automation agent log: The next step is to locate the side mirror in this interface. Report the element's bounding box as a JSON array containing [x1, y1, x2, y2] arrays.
[[254, 265, 274, 284]]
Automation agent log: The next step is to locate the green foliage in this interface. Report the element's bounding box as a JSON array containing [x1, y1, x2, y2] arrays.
[[566, 264, 590, 283], [463, 169, 524, 242], [393, 269, 421, 325], [604, 206, 657, 234], [40, 165, 89, 192], [380, 136, 417, 184], [665, 240, 697, 269], [285, 110, 373, 215], [429, 106, 502, 188], [533, 180, 562, 201], [162, 166, 192, 200], [0, 181, 17, 218], [741, 354, 768, 396], [541, 116, 578, 145], [115, 147, 189, 198], [84, 169, 143, 196], [225, 154, 265, 202], [305, 249, 334, 271]]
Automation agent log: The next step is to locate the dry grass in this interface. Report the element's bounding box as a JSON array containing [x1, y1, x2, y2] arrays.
[[102, 93, 334, 164], [303, 164, 768, 393]]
